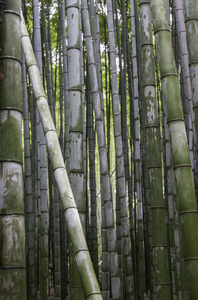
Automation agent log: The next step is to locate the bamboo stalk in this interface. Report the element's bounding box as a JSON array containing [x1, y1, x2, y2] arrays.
[[106, 1, 135, 299], [81, 1, 121, 299], [0, 1, 26, 298], [139, 2, 172, 298], [21, 11, 102, 300], [150, 0, 198, 298]]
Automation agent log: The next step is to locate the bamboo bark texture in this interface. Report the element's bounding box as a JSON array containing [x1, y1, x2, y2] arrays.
[[183, 0, 198, 148], [87, 76, 99, 279], [22, 50, 36, 300], [0, 0, 26, 299], [66, 0, 85, 298], [139, 1, 172, 298], [81, 1, 121, 299], [21, 11, 102, 300], [0, 0, 5, 28], [33, 1, 49, 298], [150, 0, 198, 298], [106, 0, 135, 298], [130, 1, 145, 297]]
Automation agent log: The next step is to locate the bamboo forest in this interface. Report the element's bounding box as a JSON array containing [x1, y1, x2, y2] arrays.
[[1, 0, 198, 299]]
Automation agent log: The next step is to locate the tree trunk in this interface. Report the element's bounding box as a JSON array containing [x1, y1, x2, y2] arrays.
[[0, 1, 26, 298]]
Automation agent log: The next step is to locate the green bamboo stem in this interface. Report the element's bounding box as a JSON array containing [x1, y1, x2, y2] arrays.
[[60, 207, 67, 300], [95, 0, 103, 105], [106, 1, 135, 299], [52, 18, 62, 300], [81, 1, 121, 300], [102, 4, 110, 170], [174, 0, 195, 167], [120, 0, 129, 180], [33, 1, 49, 297], [81, 23, 88, 266], [30, 76, 39, 299], [39, 89, 49, 300], [162, 101, 188, 299], [22, 50, 36, 300], [130, 1, 146, 297], [66, 1, 85, 298], [41, 5, 55, 284], [0, 1, 26, 298], [139, 1, 172, 298], [0, 0, 5, 28], [89, 1, 99, 85], [87, 73, 99, 279], [125, 26, 137, 297], [90, 0, 104, 121], [53, 186, 61, 300], [162, 80, 179, 298], [32, 0, 43, 291], [85, 69, 92, 255], [183, 0, 198, 206], [160, 49, 180, 300], [46, 0, 56, 122], [109, 3, 124, 299], [59, 1, 69, 297], [120, 6, 134, 237], [59, 0, 69, 165], [173, 4, 195, 296], [165, 0, 170, 26], [150, 0, 198, 298], [44, 0, 54, 119], [58, 14, 64, 154], [21, 11, 102, 300], [44, 1, 56, 290]]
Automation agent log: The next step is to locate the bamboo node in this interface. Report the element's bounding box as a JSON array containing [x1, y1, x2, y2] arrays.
[[172, 164, 192, 169], [161, 73, 177, 80], [185, 257, 198, 261], [85, 292, 102, 298], [185, 18, 198, 23], [166, 118, 184, 124], [189, 61, 198, 66], [154, 28, 170, 35], [3, 10, 20, 18], [74, 248, 89, 255], [0, 56, 21, 64], [179, 210, 198, 215]]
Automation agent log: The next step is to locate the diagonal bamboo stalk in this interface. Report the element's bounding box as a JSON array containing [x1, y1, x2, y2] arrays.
[[21, 11, 102, 300]]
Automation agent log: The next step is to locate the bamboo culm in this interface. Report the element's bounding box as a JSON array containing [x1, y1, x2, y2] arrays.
[[150, 0, 198, 298], [21, 11, 102, 300]]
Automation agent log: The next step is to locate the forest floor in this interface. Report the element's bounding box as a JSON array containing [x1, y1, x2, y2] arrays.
[[37, 265, 150, 299], [37, 286, 70, 299], [37, 286, 150, 299]]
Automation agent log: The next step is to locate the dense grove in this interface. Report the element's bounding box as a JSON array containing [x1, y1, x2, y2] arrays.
[[1, 0, 198, 299]]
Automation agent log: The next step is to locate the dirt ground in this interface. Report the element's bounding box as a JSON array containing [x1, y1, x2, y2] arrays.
[[37, 284, 150, 299]]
